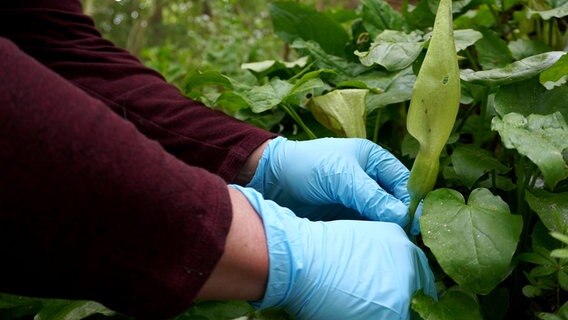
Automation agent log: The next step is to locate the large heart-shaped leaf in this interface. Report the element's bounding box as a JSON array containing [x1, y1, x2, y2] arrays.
[[421, 188, 523, 294], [491, 112, 568, 189]]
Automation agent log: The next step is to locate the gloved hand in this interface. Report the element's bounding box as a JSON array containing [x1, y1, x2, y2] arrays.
[[231, 185, 436, 320], [248, 137, 419, 233]]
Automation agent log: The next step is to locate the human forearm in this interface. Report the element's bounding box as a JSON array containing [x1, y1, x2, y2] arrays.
[[197, 186, 269, 301], [0, 1, 276, 182]]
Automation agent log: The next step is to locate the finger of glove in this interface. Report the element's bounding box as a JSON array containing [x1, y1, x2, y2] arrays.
[[363, 143, 411, 206], [343, 170, 409, 227], [410, 201, 424, 235]]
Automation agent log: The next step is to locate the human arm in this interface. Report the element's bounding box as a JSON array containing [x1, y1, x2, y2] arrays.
[[0, 1, 275, 182]]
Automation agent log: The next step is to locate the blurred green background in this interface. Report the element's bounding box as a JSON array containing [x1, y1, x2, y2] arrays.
[[87, 0, 361, 85]]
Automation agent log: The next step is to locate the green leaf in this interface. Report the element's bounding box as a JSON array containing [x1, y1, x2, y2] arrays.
[[366, 67, 416, 112], [356, 31, 424, 71], [453, 29, 484, 52], [412, 289, 483, 320], [183, 70, 235, 94], [491, 112, 568, 189], [460, 52, 566, 86], [527, 2, 568, 19], [241, 56, 309, 79], [451, 144, 510, 188], [526, 189, 568, 233], [473, 28, 513, 70], [540, 53, 568, 90], [361, 0, 406, 37], [269, 2, 349, 57], [35, 300, 115, 320], [508, 39, 551, 60], [243, 78, 293, 113], [494, 77, 568, 120], [307, 89, 368, 138], [421, 188, 523, 294], [538, 301, 568, 320], [177, 301, 254, 320], [291, 40, 370, 78]]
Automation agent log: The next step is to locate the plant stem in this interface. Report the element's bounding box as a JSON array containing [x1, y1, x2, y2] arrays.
[[372, 109, 382, 144], [281, 104, 317, 139]]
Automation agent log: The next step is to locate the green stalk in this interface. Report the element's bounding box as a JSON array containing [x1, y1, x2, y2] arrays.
[[282, 104, 318, 140]]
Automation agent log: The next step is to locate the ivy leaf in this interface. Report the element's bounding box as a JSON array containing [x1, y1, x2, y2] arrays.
[[421, 188, 523, 294], [451, 144, 510, 188], [526, 189, 568, 233], [412, 289, 483, 320], [356, 31, 424, 71], [494, 77, 568, 120], [307, 89, 368, 138], [269, 2, 350, 57], [540, 53, 568, 90], [491, 112, 568, 189], [460, 52, 566, 86]]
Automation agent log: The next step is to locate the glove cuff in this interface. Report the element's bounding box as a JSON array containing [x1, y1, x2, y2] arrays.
[[246, 136, 287, 195], [229, 184, 302, 310]]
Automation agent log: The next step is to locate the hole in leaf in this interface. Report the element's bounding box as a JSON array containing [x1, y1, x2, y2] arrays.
[[442, 75, 449, 85]]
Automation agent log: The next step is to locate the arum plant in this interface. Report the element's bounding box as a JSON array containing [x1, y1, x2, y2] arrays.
[[405, 0, 461, 221]]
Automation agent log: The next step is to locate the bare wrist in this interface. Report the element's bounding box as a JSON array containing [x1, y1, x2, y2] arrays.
[[235, 139, 270, 185]]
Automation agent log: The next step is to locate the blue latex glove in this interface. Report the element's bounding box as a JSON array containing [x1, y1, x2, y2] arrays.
[[231, 185, 437, 320], [248, 137, 420, 233]]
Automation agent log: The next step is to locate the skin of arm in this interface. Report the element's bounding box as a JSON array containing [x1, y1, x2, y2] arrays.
[[235, 139, 271, 185], [196, 186, 269, 301]]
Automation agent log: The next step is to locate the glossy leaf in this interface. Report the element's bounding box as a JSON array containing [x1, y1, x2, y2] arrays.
[[540, 53, 568, 90], [492, 112, 568, 189], [356, 30, 424, 71], [421, 188, 523, 294], [241, 56, 309, 79], [451, 144, 510, 188], [269, 2, 349, 57], [460, 52, 566, 86], [307, 89, 368, 138], [412, 289, 483, 320], [494, 77, 568, 120], [526, 189, 568, 233]]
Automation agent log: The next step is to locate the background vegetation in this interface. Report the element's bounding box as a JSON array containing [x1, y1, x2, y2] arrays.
[[1, 0, 567, 319]]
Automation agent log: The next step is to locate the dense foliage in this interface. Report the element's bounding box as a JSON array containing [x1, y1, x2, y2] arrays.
[[1, 0, 567, 319]]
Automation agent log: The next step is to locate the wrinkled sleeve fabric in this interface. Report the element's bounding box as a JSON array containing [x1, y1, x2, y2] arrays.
[[0, 0, 275, 182], [0, 37, 232, 319]]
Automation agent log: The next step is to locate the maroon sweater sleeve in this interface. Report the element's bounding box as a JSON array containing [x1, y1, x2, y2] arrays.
[[0, 37, 232, 319], [0, 0, 276, 182]]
